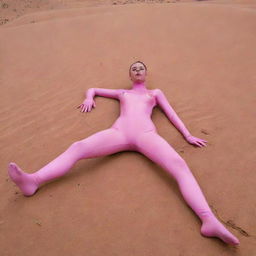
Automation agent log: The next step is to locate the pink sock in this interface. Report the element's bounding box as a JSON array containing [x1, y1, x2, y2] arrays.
[[8, 162, 39, 196], [200, 214, 240, 245]]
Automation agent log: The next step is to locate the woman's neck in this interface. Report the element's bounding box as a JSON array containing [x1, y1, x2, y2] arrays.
[[131, 81, 147, 91]]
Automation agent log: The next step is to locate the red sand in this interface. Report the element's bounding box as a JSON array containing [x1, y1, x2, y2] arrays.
[[1, 1, 256, 255]]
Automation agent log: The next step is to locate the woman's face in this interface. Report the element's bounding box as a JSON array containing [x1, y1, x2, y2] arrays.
[[129, 63, 147, 83]]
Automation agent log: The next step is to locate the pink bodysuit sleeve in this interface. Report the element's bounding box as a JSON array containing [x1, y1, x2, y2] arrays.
[[86, 88, 125, 100], [78, 88, 125, 113], [155, 89, 191, 139]]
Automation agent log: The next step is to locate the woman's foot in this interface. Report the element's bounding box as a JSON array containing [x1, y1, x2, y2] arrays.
[[201, 216, 240, 245], [8, 162, 39, 196]]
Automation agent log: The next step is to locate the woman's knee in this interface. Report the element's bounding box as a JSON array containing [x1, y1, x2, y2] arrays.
[[68, 141, 87, 154], [166, 155, 192, 179], [170, 156, 187, 169]]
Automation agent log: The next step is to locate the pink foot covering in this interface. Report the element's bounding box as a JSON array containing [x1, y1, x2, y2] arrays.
[[8, 162, 39, 196], [201, 216, 240, 245]]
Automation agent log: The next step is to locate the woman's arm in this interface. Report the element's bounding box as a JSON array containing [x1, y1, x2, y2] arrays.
[[155, 89, 208, 147], [86, 88, 123, 100], [77, 88, 123, 113], [155, 89, 191, 139]]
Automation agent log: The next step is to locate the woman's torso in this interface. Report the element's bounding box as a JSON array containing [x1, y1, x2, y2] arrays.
[[111, 89, 158, 133]]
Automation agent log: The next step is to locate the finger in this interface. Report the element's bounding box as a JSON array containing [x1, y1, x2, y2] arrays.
[[77, 104, 82, 109], [198, 141, 205, 147], [199, 141, 206, 147], [80, 104, 85, 111], [202, 141, 207, 146], [200, 142, 206, 147], [193, 142, 200, 147], [195, 138, 202, 145], [82, 105, 86, 112], [85, 106, 88, 112], [195, 142, 203, 147], [200, 139, 207, 145], [93, 102, 96, 108]]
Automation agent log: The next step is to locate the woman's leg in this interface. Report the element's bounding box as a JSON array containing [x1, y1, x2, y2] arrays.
[[8, 128, 129, 196], [134, 131, 240, 245]]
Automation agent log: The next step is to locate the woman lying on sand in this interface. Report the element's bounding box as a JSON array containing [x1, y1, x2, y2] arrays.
[[8, 61, 240, 245]]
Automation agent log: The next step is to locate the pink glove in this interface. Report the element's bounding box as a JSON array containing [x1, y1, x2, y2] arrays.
[[77, 98, 96, 112], [185, 135, 208, 148]]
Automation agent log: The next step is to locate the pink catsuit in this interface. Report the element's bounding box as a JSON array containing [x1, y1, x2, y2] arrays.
[[8, 87, 240, 245]]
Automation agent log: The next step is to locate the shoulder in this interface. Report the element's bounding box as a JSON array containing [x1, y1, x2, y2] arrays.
[[117, 89, 127, 94], [151, 89, 164, 97], [151, 89, 168, 105], [116, 89, 127, 98]]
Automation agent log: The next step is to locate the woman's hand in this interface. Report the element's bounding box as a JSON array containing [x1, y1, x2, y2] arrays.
[[185, 135, 208, 148], [77, 98, 96, 113]]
